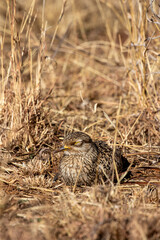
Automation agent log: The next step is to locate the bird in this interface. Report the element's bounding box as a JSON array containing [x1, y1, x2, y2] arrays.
[[54, 131, 130, 186]]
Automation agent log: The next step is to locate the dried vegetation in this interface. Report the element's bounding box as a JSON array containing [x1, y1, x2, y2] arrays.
[[0, 0, 160, 239]]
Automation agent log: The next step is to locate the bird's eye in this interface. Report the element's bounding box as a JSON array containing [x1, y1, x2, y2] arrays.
[[74, 141, 82, 146]]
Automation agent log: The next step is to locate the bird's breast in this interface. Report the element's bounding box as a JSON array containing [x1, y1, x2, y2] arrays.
[[59, 153, 97, 185]]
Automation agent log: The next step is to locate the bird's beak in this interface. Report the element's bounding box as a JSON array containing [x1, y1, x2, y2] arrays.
[[53, 145, 70, 154]]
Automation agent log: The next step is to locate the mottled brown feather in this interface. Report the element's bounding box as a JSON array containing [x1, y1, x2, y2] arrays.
[[58, 132, 130, 186]]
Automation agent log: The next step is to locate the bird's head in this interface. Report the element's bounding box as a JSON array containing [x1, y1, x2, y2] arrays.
[[55, 132, 93, 155]]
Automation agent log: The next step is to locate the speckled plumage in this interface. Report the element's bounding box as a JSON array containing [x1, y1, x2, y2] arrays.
[[57, 132, 130, 186]]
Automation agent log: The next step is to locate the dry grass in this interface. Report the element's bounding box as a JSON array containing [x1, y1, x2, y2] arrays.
[[0, 0, 160, 239]]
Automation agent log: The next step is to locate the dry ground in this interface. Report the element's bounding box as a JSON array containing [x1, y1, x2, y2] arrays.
[[0, 0, 160, 239]]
